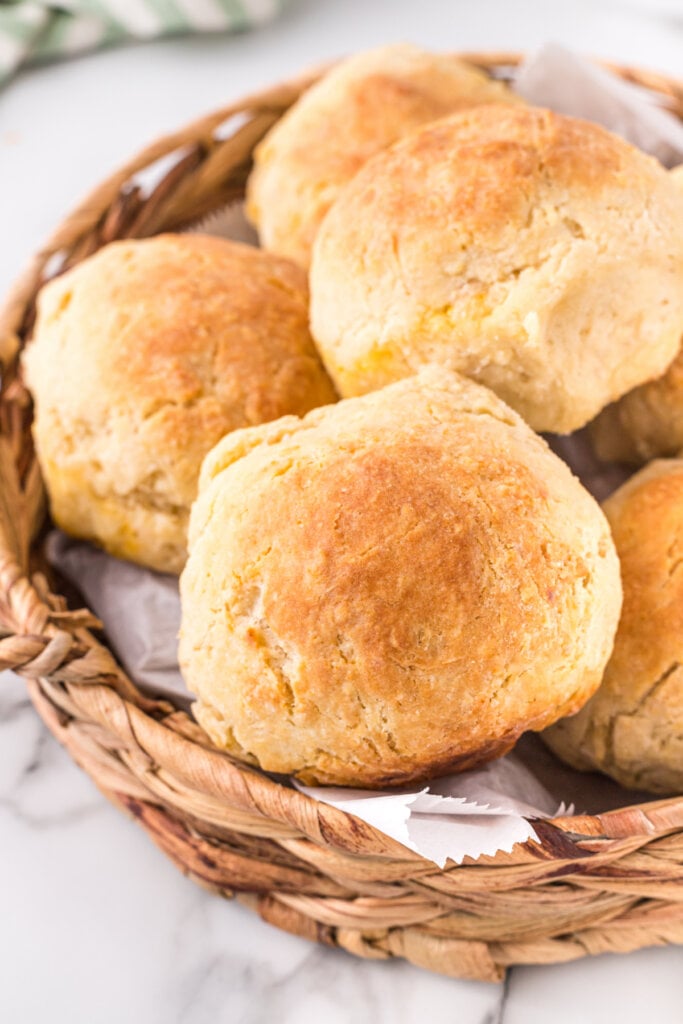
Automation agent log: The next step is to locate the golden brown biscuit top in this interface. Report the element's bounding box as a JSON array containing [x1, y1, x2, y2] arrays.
[[246, 43, 521, 265], [34, 234, 322, 425], [326, 104, 659, 253], [544, 459, 683, 793], [253, 44, 518, 187], [603, 461, 683, 665], [309, 101, 683, 433], [183, 369, 621, 784], [23, 233, 336, 572]]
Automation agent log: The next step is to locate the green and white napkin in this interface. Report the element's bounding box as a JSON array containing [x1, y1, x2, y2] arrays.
[[0, 0, 286, 87]]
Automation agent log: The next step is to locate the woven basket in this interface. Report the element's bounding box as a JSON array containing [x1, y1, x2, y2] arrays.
[[2, 53, 683, 984]]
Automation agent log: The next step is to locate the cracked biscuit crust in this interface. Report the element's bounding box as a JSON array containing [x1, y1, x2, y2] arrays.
[[180, 368, 621, 787], [246, 43, 521, 269], [310, 104, 683, 434], [24, 234, 336, 574], [544, 460, 683, 794]]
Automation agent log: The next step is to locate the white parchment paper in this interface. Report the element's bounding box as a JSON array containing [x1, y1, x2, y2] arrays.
[[516, 43, 683, 167], [46, 47, 681, 865]]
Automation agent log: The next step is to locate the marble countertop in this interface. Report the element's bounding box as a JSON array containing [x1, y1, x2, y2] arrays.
[[2, 1, 682, 1020]]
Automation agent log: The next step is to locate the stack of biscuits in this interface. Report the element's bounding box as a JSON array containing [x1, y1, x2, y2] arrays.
[[24, 45, 683, 793]]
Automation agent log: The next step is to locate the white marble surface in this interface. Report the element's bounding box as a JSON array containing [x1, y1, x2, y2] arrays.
[[2, 1, 683, 1020]]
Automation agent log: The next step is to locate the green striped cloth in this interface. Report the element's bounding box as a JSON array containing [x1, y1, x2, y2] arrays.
[[0, 0, 286, 87]]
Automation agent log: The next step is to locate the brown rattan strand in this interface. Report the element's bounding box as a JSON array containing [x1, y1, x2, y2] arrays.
[[1, 53, 683, 983]]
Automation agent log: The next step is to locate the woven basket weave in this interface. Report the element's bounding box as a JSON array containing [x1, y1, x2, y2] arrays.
[[2, 53, 683, 984]]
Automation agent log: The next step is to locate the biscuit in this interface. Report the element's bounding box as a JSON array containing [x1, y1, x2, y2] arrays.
[[544, 460, 683, 794], [246, 44, 521, 267], [310, 105, 683, 434], [24, 234, 336, 573], [179, 368, 621, 787], [590, 165, 683, 463]]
